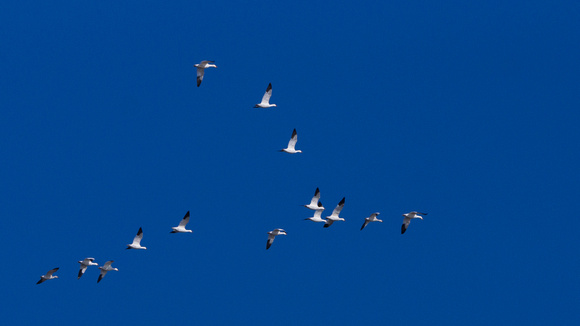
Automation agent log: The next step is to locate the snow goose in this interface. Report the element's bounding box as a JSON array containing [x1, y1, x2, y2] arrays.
[[77, 258, 98, 279], [304, 203, 326, 223], [194, 60, 217, 87], [254, 83, 277, 108], [97, 261, 118, 283], [171, 211, 193, 233], [280, 129, 302, 154], [266, 228, 287, 250], [360, 212, 382, 231], [401, 211, 427, 234], [324, 197, 346, 228], [126, 227, 147, 249], [36, 267, 59, 284]]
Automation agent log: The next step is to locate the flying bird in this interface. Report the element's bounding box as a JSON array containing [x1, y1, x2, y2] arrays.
[[254, 83, 277, 108], [97, 261, 118, 283], [77, 258, 98, 279], [360, 212, 382, 231], [126, 227, 147, 249], [36, 267, 59, 284], [303, 187, 324, 210], [171, 211, 193, 233], [304, 203, 326, 223], [280, 129, 302, 154], [266, 228, 287, 250], [324, 197, 346, 228], [194, 60, 217, 87], [401, 211, 427, 234]]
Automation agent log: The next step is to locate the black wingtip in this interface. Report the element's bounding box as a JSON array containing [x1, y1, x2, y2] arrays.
[[36, 279, 43, 284], [401, 224, 407, 234], [318, 201, 323, 207], [78, 270, 83, 279], [184, 211, 190, 217], [97, 275, 103, 283], [323, 224, 330, 228], [266, 241, 271, 250], [338, 197, 345, 205]]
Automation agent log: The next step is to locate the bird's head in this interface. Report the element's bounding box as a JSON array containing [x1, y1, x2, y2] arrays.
[[53, 276, 59, 279], [296, 150, 302, 153], [339, 218, 345, 221], [272, 104, 277, 107]]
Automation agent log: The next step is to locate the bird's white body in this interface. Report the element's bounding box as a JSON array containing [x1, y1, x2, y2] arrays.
[[127, 227, 147, 249], [324, 197, 346, 228], [194, 60, 217, 87], [280, 129, 302, 154], [266, 228, 287, 250], [360, 212, 382, 231], [304, 188, 324, 210], [36, 267, 59, 284], [171, 211, 193, 233], [77, 257, 98, 279], [401, 211, 427, 234], [254, 83, 277, 108], [305, 208, 326, 223], [98, 261, 119, 283]]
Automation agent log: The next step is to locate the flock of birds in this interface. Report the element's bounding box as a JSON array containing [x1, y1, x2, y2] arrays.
[[36, 60, 428, 285]]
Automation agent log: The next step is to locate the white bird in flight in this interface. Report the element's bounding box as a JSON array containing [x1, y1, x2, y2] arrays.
[[303, 187, 324, 210], [171, 211, 193, 233], [280, 129, 302, 154], [324, 197, 346, 228], [77, 258, 98, 279], [254, 83, 277, 108], [360, 212, 382, 231], [401, 211, 427, 234], [36, 267, 59, 284], [266, 228, 287, 250], [304, 203, 326, 223], [126, 227, 147, 249], [194, 60, 217, 87], [97, 261, 118, 283]]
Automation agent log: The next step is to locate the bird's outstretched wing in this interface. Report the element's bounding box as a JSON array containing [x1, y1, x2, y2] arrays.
[[178, 211, 190, 227], [361, 220, 370, 231], [260, 83, 273, 105], [331, 197, 346, 216], [287, 129, 298, 151]]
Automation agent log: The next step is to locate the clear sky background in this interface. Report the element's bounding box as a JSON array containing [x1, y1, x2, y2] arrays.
[[1, 1, 579, 325]]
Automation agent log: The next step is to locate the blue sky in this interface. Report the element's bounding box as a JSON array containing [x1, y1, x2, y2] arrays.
[[1, 1, 579, 325]]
